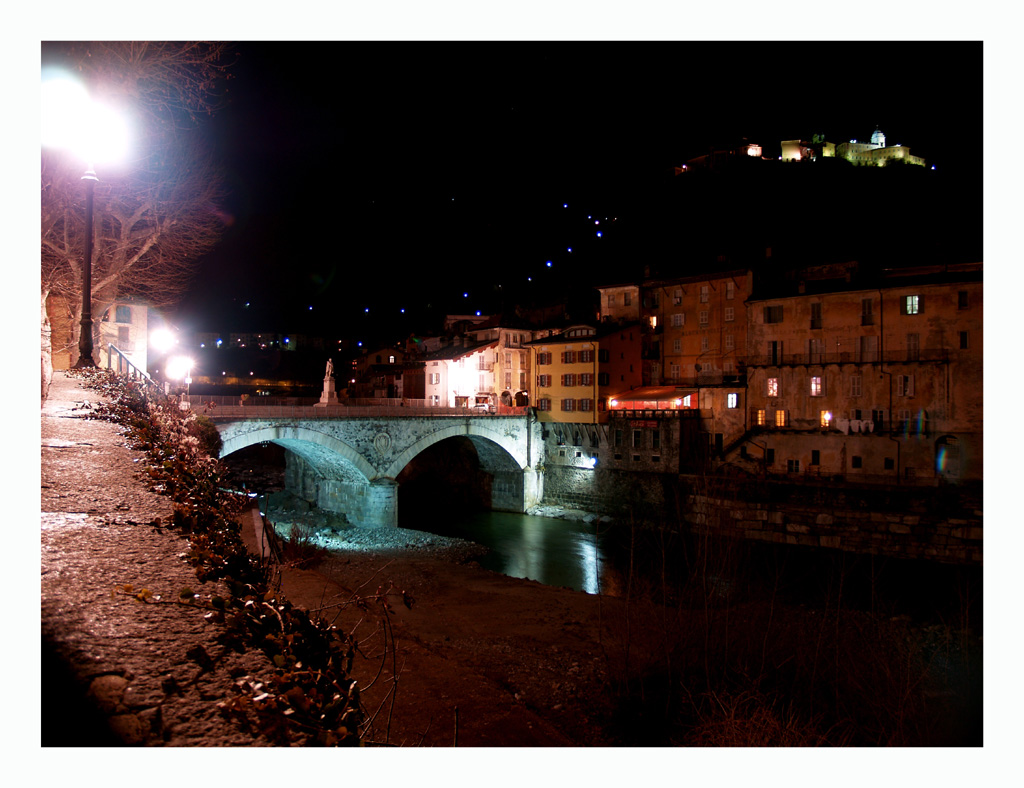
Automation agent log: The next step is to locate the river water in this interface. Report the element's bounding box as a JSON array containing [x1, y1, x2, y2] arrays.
[[410, 511, 620, 595]]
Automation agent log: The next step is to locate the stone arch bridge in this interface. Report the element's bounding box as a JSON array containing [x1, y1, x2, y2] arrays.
[[211, 407, 545, 528]]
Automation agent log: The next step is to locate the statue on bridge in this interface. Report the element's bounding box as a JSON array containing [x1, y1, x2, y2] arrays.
[[316, 358, 339, 408]]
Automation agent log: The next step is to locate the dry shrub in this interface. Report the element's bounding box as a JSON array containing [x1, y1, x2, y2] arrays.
[[682, 689, 844, 747], [280, 523, 328, 568]]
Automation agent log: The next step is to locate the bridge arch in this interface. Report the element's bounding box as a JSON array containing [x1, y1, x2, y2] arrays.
[[219, 423, 377, 482], [381, 422, 528, 479]]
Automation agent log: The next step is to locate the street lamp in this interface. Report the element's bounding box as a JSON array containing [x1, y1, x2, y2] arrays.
[[166, 356, 195, 409], [42, 73, 131, 368]]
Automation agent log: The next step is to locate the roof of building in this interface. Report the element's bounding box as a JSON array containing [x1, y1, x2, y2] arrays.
[[418, 338, 498, 362]]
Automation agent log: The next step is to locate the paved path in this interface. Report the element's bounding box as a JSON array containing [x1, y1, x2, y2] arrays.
[[41, 371, 275, 745]]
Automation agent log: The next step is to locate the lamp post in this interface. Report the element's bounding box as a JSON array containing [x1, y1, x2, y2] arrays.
[[42, 73, 131, 368], [76, 169, 100, 367]]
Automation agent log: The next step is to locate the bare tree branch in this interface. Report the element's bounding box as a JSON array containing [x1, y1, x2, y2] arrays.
[[41, 41, 237, 350]]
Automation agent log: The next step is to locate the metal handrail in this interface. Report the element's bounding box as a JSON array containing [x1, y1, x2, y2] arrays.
[[106, 344, 163, 400]]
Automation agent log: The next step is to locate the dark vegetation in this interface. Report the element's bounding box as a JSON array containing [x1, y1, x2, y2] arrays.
[[593, 516, 982, 746]]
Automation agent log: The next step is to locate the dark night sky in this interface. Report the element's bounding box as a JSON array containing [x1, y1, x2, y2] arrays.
[[160, 41, 982, 341]]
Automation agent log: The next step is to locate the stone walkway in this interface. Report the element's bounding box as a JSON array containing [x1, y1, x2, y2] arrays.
[[41, 371, 276, 745]]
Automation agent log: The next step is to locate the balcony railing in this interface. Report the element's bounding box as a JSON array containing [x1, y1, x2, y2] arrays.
[[743, 349, 949, 367]]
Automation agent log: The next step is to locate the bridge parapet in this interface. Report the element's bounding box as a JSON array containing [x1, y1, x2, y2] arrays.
[[205, 405, 528, 420]]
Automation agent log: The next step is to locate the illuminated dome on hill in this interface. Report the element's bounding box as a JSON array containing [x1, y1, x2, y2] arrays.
[[870, 127, 886, 147]]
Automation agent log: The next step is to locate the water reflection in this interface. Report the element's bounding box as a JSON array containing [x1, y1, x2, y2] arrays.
[[411, 510, 616, 595]]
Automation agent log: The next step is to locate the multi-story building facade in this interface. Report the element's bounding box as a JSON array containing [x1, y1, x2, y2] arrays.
[[464, 319, 535, 407], [741, 262, 982, 483], [640, 268, 753, 388], [528, 322, 642, 424], [595, 282, 641, 323], [416, 338, 499, 408]]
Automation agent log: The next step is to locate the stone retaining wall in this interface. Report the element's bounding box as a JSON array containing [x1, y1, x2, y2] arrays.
[[678, 492, 982, 564], [540, 452, 982, 564]]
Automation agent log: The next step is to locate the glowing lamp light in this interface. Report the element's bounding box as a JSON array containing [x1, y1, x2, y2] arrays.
[[674, 398, 683, 407], [546, 261, 552, 267], [41, 74, 133, 167], [610, 399, 618, 407], [165, 356, 194, 381], [596, 232, 603, 238]]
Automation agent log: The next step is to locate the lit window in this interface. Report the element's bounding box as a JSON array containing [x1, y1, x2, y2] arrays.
[[820, 410, 832, 428], [775, 410, 787, 427], [755, 409, 766, 426], [810, 376, 824, 397], [727, 393, 738, 409], [682, 394, 692, 407], [901, 295, 921, 315], [767, 377, 779, 397]]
